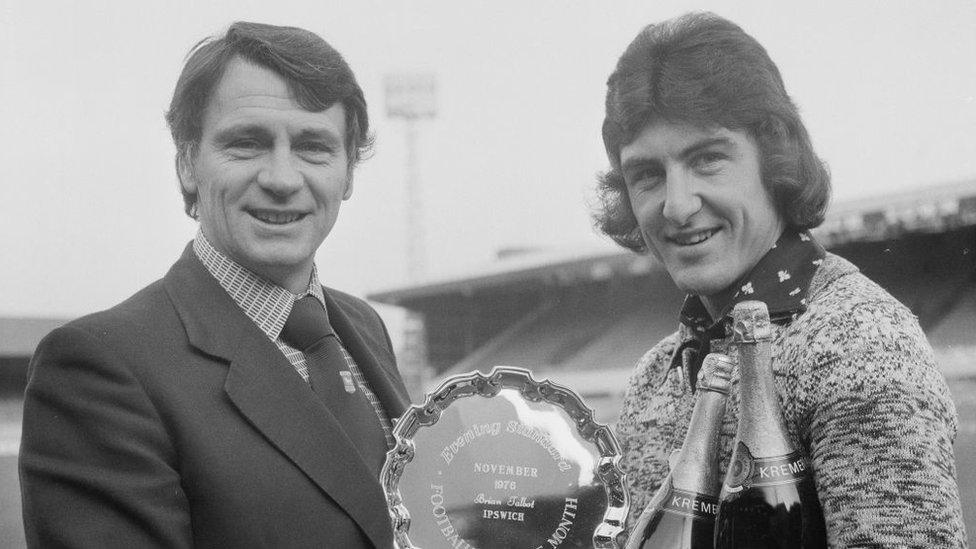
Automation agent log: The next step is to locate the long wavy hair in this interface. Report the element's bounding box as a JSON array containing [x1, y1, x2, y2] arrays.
[[595, 12, 830, 252]]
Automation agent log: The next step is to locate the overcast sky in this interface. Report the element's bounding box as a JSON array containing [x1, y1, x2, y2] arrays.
[[2, 0, 975, 319]]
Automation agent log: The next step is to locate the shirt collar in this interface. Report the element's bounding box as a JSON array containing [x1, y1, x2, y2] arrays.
[[670, 229, 826, 391], [192, 229, 325, 341], [679, 229, 826, 336]]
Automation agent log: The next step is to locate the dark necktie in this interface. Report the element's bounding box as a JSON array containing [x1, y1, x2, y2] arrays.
[[280, 296, 389, 476]]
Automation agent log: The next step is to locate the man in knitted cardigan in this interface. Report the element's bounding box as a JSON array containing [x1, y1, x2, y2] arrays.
[[594, 12, 967, 547]]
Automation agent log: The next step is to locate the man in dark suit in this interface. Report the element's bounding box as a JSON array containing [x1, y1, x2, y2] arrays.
[[19, 22, 410, 548]]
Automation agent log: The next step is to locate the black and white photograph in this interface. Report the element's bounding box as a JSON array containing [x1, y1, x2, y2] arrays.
[[2, 1, 974, 547]]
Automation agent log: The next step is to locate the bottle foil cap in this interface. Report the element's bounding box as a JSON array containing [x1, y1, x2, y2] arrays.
[[731, 300, 772, 343], [698, 352, 734, 394]]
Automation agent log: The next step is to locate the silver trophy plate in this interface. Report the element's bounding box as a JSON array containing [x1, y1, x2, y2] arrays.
[[381, 366, 629, 549]]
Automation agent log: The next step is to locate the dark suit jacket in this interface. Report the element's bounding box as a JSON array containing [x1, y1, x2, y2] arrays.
[[19, 244, 410, 548]]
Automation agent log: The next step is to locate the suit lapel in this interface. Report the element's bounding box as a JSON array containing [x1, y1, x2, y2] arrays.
[[163, 244, 392, 548]]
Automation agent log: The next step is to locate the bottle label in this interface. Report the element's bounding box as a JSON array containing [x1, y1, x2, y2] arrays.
[[663, 487, 719, 520], [724, 442, 812, 493]]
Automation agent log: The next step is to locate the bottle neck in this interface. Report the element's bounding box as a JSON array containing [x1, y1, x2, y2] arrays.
[[670, 387, 728, 495], [736, 339, 795, 456]]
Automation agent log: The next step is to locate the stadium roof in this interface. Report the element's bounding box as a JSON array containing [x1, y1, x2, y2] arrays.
[[369, 179, 976, 305], [368, 246, 657, 305]]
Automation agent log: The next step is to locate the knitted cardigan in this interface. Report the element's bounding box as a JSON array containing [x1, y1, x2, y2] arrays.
[[615, 253, 967, 547]]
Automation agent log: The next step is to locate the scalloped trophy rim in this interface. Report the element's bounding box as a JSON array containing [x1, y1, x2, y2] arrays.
[[380, 365, 630, 549]]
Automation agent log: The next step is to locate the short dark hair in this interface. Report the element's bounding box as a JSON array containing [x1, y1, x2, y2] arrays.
[[166, 21, 373, 218], [594, 12, 830, 252]]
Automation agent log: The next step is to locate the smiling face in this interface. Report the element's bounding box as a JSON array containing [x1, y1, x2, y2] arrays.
[[620, 121, 785, 314], [182, 57, 352, 292]]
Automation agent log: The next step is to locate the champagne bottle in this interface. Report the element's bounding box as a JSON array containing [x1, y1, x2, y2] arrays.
[[714, 300, 827, 548], [626, 353, 735, 549]]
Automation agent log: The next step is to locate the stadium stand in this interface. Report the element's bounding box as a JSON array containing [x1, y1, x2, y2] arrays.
[[368, 180, 976, 421]]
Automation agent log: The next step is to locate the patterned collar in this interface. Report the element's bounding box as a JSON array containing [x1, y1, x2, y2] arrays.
[[671, 229, 826, 390], [192, 229, 325, 342]]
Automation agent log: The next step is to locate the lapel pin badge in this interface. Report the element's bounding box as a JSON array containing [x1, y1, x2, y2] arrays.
[[339, 370, 356, 394]]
